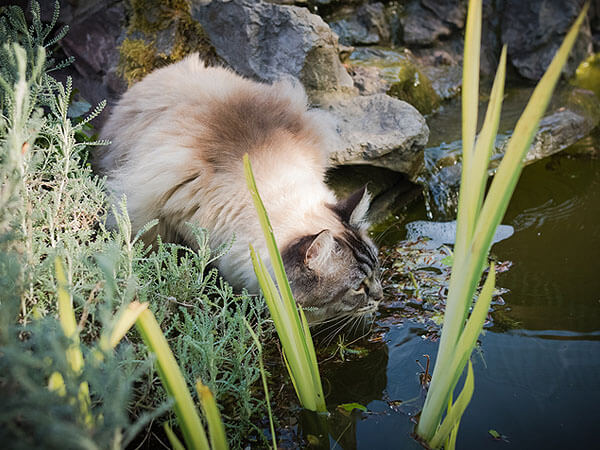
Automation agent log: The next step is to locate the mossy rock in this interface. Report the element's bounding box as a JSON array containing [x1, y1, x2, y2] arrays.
[[119, 0, 220, 86], [570, 52, 600, 100], [350, 46, 441, 115], [386, 64, 441, 115]]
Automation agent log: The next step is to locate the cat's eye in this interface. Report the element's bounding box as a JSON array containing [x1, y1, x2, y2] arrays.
[[354, 281, 369, 295]]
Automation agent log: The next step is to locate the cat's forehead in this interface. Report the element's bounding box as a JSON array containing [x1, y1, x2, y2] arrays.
[[337, 229, 379, 269]]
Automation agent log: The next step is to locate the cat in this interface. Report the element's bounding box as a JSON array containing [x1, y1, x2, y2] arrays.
[[97, 54, 383, 323]]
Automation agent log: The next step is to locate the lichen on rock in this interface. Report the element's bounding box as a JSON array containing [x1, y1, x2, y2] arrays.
[[118, 0, 219, 86]]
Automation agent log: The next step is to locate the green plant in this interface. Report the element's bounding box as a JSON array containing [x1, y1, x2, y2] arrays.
[[1, 3, 271, 447], [134, 302, 219, 450], [415, 2, 589, 448], [243, 154, 326, 414]]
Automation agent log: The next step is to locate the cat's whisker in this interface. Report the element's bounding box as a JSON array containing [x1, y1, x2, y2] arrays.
[[311, 314, 352, 339]]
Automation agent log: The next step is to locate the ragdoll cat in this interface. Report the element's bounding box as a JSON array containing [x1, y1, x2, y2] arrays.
[[98, 54, 383, 323]]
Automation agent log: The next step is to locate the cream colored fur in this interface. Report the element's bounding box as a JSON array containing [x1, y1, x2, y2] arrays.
[[99, 55, 346, 292]]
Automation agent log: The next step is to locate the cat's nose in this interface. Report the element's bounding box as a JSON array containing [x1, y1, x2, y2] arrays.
[[371, 282, 384, 301]]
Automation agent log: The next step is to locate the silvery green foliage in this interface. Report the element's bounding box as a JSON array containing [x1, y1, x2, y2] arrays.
[[0, 36, 149, 450], [0, 3, 271, 448]]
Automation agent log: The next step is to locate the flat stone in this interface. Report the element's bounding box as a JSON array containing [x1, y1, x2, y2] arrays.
[[329, 2, 389, 46], [421, 103, 600, 218], [320, 93, 429, 179]]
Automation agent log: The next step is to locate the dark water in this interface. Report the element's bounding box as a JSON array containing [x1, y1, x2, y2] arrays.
[[319, 130, 600, 449]]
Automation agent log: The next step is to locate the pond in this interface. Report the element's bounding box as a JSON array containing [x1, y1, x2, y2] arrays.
[[316, 117, 600, 447]]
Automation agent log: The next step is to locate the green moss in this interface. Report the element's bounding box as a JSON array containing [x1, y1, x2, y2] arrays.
[[118, 0, 219, 86], [387, 64, 441, 115], [571, 52, 600, 99], [170, 11, 218, 63], [118, 38, 165, 86], [350, 47, 441, 114]]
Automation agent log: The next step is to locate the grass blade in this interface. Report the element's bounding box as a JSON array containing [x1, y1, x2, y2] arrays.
[[416, 3, 588, 446], [244, 320, 278, 450], [163, 423, 186, 450], [429, 361, 475, 449], [196, 380, 229, 450], [104, 301, 149, 350], [249, 245, 321, 411], [469, 46, 507, 229], [461, 0, 482, 166], [472, 4, 589, 266], [136, 308, 210, 450], [54, 256, 93, 427], [245, 155, 326, 413], [243, 154, 299, 327], [55, 257, 84, 373]]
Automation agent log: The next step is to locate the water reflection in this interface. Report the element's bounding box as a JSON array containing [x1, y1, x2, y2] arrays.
[[319, 130, 600, 448]]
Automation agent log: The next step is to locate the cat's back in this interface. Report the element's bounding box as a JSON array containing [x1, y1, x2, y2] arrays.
[[99, 55, 331, 175]]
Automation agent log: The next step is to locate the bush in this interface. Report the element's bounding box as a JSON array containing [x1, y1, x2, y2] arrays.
[[0, 2, 271, 448]]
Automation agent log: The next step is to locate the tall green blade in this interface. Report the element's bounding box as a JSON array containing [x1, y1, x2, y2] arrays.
[[245, 155, 326, 413], [417, 0, 485, 439], [249, 245, 321, 412], [416, 3, 588, 446], [429, 361, 475, 449], [461, 0, 482, 166], [136, 309, 210, 450], [469, 46, 507, 226], [197, 380, 229, 450], [243, 154, 300, 327], [163, 424, 186, 450], [472, 4, 589, 263]]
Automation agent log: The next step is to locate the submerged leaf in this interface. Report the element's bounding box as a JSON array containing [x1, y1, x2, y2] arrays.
[[337, 402, 368, 416]]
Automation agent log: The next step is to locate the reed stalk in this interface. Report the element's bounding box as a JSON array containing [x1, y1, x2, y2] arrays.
[[415, 1, 589, 447], [243, 154, 326, 413], [135, 305, 211, 450]]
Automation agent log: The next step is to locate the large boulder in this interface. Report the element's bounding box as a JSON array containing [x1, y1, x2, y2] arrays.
[[501, 0, 593, 80], [321, 93, 430, 179], [191, 0, 353, 93]]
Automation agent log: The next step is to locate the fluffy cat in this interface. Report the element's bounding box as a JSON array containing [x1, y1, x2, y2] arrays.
[[98, 54, 382, 323]]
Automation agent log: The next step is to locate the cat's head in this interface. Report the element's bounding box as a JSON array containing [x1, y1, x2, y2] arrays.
[[281, 187, 383, 324]]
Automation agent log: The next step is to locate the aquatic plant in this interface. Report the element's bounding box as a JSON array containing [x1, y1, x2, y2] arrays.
[[415, 1, 589, 448], [244, 154, 327, 414]]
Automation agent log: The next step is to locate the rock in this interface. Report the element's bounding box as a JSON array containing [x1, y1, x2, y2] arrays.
[[501, 0, 593, 80], [191, 0, 353, 93], [420, 103, 600, 219], [421, 0, 466, 29], [321, 93, 429, 179], [521, 108, 599, 163], [420, 63, 462, 101], [349, 65, 390, 95], [477, 0, 502, 76], [330, 16, 379, 46], [401, 0, 452, 46], [329, 2, 389, 46], [59, 2, 127, 117], [349, 47, 443, 114]]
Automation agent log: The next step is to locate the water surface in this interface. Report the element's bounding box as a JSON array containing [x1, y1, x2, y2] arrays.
[[321, 130, 600, 449]]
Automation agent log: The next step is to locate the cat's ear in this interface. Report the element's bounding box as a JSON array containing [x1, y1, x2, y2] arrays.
[[334, 186, 371, 230], [305, 229, 335, 271]]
